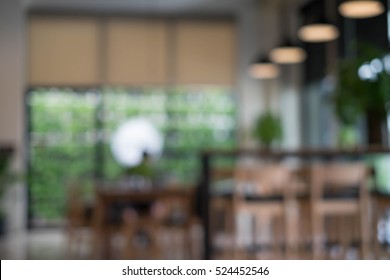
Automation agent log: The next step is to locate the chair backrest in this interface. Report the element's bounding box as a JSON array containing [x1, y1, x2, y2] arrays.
[[66, 182, 87, 226], [234, 164, 292, 197], [311, 163, 368, 198]]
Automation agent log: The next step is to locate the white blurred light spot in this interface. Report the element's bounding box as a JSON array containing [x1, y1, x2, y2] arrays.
[[370, 58, 383, 73], [383, 55, 390, 74], [358, 63, 377, 81], [111, 118, 164, 167]]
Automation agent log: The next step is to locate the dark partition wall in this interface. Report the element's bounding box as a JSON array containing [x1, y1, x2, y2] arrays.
[[300, 0, 390, 148]]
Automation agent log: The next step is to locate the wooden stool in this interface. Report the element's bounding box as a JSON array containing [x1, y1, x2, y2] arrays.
[[310, 163, 371, 259], [212, 164, 300, 259]]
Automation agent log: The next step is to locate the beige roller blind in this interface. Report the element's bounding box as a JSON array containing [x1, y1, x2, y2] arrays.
[[174, 20, 235, 85], [105, 18, 169, 85], [29, 16, 100, 86]]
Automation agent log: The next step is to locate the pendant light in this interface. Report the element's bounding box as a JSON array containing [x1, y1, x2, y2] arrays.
[[270, 42, 307, 64], [298, 0, 340, 43], [338, 0, 384, 19], [270, 0, 307, 64], [298, 17, 339, 43], [249, 56, 280, 80]]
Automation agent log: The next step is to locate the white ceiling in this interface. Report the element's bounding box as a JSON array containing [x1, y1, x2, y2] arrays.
[[24, 0, 308, 15], [25, 0, 256, 14]]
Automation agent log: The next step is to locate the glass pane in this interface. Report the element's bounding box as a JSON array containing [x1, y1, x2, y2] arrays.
[[102, 87, 167, 180], [28, 86, 237, 225], [102, 86, 237, 184], [28, 88, 97, 225]]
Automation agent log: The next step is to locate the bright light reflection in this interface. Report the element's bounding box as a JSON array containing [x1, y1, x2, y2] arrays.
[[111, 118, 164, 167]]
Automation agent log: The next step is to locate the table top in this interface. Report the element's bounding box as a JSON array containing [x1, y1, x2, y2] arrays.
[[95, 182, 194, 203], [202, 146, 390, 158]]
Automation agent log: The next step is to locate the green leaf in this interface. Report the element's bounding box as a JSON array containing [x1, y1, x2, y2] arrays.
[[253, 112, 283, 147]]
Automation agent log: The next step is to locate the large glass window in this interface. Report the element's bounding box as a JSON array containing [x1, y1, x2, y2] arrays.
[[27, 86, 237, 226]]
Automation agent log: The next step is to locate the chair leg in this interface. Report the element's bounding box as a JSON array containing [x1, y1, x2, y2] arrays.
[[360, 203, 370, 259], [232, 205, 240, 259], [372, 200, 382, 259], [312, 210, 324, 259], [285, 200, 299, 259], [67, 226, 84, 259], [273, 217, 283, 259], [66, 226, 74, 259], [339, 216, 350, 259]]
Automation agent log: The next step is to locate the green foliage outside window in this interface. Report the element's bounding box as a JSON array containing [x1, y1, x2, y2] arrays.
[[28, 86, 236, 225]]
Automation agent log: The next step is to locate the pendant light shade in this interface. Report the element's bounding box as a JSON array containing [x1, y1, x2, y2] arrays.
[[338, 0, 384, 19], [249, 56, 280, 79], [270, 41, 307, 64], [271, 1, 307, 64], [298, 20, 339, 43]]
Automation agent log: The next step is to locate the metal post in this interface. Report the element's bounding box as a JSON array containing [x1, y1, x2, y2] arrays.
[[200, 152, 211, 259]]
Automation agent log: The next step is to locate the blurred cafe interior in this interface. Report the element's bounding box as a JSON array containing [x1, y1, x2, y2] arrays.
[[1, 0, 390, 260]]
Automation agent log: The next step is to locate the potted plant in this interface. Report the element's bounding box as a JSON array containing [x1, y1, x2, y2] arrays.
[[333, 43, 390, 146], [253, 112, 283, 149], [0, 146, 15, 235]]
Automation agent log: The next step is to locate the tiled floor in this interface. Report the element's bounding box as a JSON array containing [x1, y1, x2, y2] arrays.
[[0, 228, 68, 260], [0, 227, 202, 260], [1, 228, 389, 260]]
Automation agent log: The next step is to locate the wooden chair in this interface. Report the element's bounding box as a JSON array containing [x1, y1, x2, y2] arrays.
[[290, 165, 312, 259], [371, 191, 390, 259], [310, 163, 371, 259], [230, 164, 299, 259], [210, 195, 236, 259], [65, 182, 93, 259], [209, 168, 236, 259], [119, 188, 200, 259], [120, 209, 162, 259], [156, 188, 201, 259]]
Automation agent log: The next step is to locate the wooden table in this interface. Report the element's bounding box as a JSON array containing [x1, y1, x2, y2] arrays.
[[93, 184, 193, 259]]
